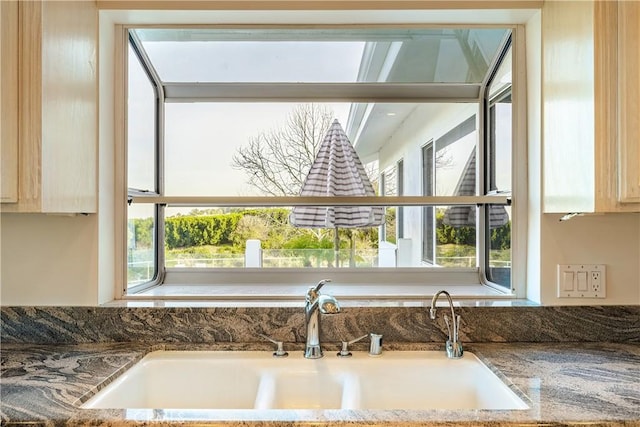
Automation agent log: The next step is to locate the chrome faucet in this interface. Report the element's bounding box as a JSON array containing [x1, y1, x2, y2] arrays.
[[304, 279, 341, 359], [429, 290, 463, 359]]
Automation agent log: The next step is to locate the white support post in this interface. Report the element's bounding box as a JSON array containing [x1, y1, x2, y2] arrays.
[[245, 239, 262, 267]]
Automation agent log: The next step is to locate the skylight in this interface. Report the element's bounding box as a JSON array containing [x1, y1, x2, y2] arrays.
[[131, 28, 510, 84]]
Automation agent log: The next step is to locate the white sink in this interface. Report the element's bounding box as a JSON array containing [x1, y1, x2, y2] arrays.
[[81, 350, 528, 410]]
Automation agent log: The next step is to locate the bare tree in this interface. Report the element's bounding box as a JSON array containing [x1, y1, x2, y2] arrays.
[[232, 104, 334, 196]]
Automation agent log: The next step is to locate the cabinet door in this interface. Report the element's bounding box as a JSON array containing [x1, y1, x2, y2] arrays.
[[1, 0, 97, 213], [0, 1, 19, 203], [617, 0, 640, 204]]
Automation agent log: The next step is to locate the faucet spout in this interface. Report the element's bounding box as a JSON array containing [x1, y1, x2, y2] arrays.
[[304, 279, 340, 359], [430, 290, 463, 359]]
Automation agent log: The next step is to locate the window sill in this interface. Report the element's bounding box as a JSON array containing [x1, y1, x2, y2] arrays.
[[121, 282, 517, 306]]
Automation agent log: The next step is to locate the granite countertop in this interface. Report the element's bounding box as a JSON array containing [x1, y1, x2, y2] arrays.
[[1, 342, 639, 426]]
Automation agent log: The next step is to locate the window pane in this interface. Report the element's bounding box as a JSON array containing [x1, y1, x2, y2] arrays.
[[487, 44, 511, 288], [421, 114, 478, 266], [488, 205, 511, 288], [397, 160, 404, 239], [422, 144, 434, 263], [488, 46, 512, 193], [163, 206, 382, 269], [382, 166, 397, 244], [127, 204, 156, 287], [127, 43, 156, 192], [436, 205, 477, 267], [489, 99, 512, 192], [164, 102, 429, 197], [162, 205, 475, 269], [435, 115, 477, 197], [164, 103, 351, 196], [133, 28, 510, 84]]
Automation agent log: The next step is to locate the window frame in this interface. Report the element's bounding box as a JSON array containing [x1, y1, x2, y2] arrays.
[[396, 159, 404, 240], [126, 31, 166, 290], [119, 24, 522, 298], [480, 35, 517, 293], [421, 141, 435, 265]]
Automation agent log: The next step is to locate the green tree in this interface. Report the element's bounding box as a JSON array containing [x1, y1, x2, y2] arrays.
[[435, 210, 475, 246], [230, 215, 270, 248], [131, 217, 153, 248], [491, 221, 511, 250]]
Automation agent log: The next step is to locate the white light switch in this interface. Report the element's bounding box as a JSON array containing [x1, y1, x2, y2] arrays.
[[562, 271, 574, 291], [576, 271, 588, 291]]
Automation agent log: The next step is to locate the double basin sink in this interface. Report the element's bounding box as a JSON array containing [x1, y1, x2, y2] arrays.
[[82, 350, 529, 411]]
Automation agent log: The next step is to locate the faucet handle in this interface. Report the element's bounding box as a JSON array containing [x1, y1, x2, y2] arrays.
[[369, 333, 383, 356], [258, 333, 288, 358], [337, 334, 368, 357], [443, 316, 463, 358]]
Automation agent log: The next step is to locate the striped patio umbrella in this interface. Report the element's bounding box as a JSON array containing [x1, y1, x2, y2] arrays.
[[290, 119, 384, 266], [443, 150, 509, 228]]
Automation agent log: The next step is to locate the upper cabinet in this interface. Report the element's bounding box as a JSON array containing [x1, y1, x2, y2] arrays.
[[0, 0, 98, 214], [543, 0, 640, 213], [616, 1, 640, 205], [0, 1, 19, 203]]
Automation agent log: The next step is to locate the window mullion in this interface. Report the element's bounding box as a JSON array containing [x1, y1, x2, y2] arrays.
[[163, 82, 482, 103], [127, 195, 511, 207]]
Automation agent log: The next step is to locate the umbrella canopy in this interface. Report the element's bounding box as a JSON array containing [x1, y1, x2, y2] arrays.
[[443, 150, 509, 228], [290, 119, 384, 267], [290, 119, 384, 229]]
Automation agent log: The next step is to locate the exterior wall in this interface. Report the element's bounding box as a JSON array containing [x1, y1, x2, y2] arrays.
[[377, 103, 478, 267]]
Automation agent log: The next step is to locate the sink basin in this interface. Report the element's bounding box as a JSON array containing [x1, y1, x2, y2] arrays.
[[82, 351, 263, 409], [81, 351, 528, 410], [254, 370, 355, 409], [355, 352, 526, 410]]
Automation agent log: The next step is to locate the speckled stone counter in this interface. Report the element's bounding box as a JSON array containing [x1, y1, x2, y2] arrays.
[[2, 342, 639, 426]]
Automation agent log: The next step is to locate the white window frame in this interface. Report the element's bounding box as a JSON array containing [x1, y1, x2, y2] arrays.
[[113, 22, 528, 300]]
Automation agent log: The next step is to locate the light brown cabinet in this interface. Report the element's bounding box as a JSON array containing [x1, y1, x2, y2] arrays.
[[0, 1, 19, 203], [0, 0, 98, 214], [616, 0, 640, 205], [543, 0, 640, 213]]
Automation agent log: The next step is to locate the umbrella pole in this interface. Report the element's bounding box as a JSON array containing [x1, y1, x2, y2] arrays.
[[350, 231, 356, 267], [334, 226, 339, 268]]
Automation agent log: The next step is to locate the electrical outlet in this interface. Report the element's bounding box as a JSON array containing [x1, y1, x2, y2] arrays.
[[557, 264, 606, 298], [591, 271, 602, 293]]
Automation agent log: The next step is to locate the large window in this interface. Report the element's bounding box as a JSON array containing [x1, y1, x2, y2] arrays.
[[124, 27, 515, 295]]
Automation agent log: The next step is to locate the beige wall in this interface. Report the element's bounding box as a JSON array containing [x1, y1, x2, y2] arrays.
[[0, 214, 99, 305], [0, 4, 639, 306], [539, 213, 640, 305]]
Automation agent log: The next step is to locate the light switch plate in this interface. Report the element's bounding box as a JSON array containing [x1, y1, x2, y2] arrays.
[[557, 264, 606, 298]]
